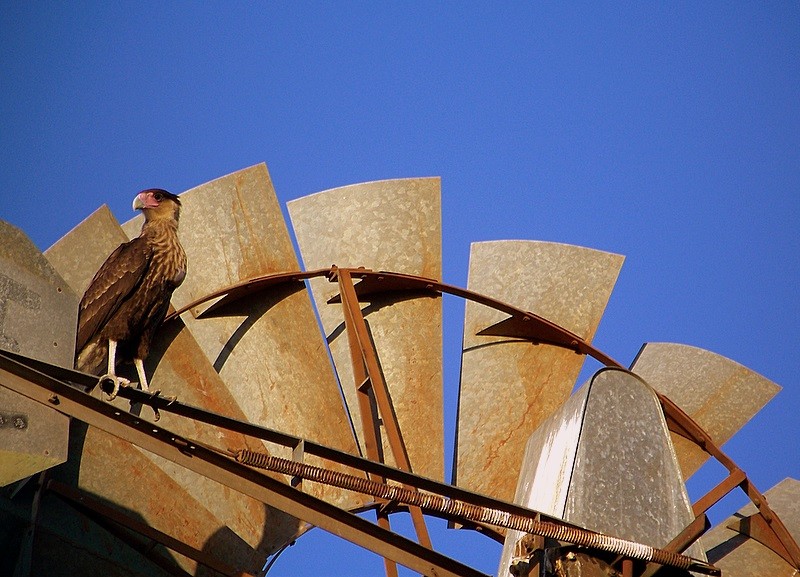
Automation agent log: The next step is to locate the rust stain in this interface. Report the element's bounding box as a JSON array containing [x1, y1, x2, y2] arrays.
[[455, 241, 622, 502]]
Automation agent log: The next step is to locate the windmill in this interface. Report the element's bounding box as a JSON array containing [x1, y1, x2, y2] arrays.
[[1, 163, 797, 577]]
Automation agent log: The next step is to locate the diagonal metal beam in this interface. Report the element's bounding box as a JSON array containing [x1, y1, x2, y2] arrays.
[[335, 267, 433, 553], [0, 350, 580, 530], [0, 353, 489, 577]]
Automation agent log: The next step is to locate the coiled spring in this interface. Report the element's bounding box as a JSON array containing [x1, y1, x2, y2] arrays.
[[235, 449, 716, 575]]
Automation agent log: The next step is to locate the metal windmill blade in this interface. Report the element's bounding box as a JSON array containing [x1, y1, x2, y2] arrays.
[[2, 163, 799, 577], [453, 240, 624, 503], [630, 342, 780, 480], [0, 221, 72, 487], [120, 165, 361, 477], [703, 477, 800, 577], [287, 178, 443, 482], [44, 203, 297, 575]]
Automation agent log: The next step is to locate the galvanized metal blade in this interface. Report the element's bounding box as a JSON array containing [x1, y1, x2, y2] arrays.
[[121, 165, 364, 513], [630, 342, 780, 480], [287, 178, 444, 481], [703, 477, 800, 576], [454, 240, 623, 502], [0, 221, 73, 484], [45, 204, 292, 572]]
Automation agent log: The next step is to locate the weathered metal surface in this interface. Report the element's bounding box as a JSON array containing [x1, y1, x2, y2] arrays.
[[334, 267, 433, 555], [27, 494, 177, 577], [44, 205, 130, 296], [287, 178, 443, 480], [498, 368, 702, 577], [122, 165, 363, 512], [0, 358, 491, 577], [565, 370, 701, 550], [133, 319, 303, 557], [630, 343, 781, 480], [0, 387, 68, 487], [454, 240, 623, 502], [55, 420, 259, 575], [47, 479, 258, 577], [703, 478, 800, 577], [44, 204, 290, 572], [0, 220, 72, 485]]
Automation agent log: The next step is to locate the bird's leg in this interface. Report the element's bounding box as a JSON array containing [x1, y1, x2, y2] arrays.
[[107, 338, 116, 376], [134, 358, 175, 422], [134, 358, 150, 393], [99, 339, 130, 400]]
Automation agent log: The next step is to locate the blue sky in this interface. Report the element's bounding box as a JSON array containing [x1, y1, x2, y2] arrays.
[[2, 3, 798, 576]]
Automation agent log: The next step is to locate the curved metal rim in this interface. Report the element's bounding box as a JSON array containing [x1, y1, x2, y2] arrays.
[[163, 266, 800, 569]]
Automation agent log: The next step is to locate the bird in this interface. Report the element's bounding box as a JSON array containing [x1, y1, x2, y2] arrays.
[[75, 188, 187, 403]]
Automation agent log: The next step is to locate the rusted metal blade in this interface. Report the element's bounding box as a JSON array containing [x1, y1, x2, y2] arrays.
[[122, 165, 364, 512], [44, 204, 297, 573], [703, 478, 800, 576], [498, 368, 705, 577], [454, 240, 623, 503], [287, 178, 443, 480], [630, 343, 781, 480], [0, 220, 73, 483]]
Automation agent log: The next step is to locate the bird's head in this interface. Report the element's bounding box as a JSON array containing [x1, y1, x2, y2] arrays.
[[133, 189, 182, 222]]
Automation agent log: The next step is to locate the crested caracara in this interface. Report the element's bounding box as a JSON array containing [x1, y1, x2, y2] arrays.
[[75, 189, 186, 401]]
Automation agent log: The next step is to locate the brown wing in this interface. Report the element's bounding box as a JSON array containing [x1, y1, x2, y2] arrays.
[[76, 237, 152, 353]]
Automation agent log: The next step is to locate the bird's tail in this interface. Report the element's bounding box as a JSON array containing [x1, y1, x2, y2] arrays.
[[74, 338, 109, 375]]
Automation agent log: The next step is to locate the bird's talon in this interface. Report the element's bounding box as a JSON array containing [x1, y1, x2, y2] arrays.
[[99, 374, 130, 401]]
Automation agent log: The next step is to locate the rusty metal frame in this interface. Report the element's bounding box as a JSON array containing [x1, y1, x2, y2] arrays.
[[6, 267, 794, 574], [0, 352, 492, 577], [0, 350, 588, 534], [333, 267, 433, 552], [1, 354, 723, 576], [161, 266, 800, 572]]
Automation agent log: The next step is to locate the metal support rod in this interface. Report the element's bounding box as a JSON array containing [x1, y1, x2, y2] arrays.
[[291, 440, 305, 489], [692, 469, 747, 517], [0, 357, 489, 577], [336, 267, 433, 551], [621, 558, 633, 577], [663, 514, 711, 555], [340, 275, 400, 577], [232, 449, 720, 575], [659, 394, 800, 569]]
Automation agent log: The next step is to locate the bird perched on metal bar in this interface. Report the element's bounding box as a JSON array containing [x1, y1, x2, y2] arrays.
[[75, 189, 187, 403]]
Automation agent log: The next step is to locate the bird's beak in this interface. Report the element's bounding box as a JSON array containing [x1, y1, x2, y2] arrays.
[[133, 192, 159, 210]]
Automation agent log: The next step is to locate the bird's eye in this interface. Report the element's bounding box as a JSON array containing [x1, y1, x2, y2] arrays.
[[154, 192, 163, 202]]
